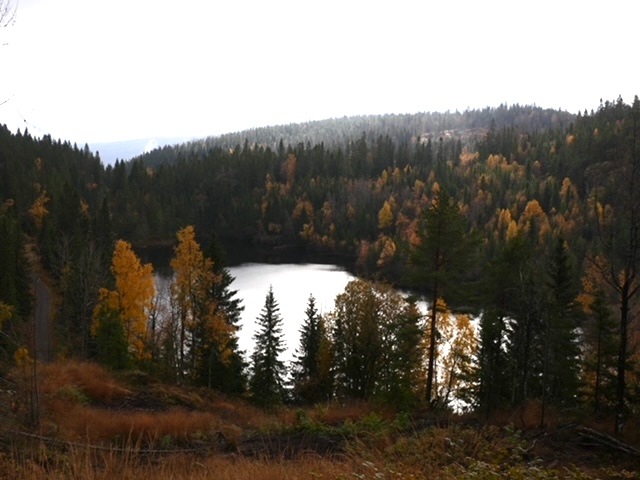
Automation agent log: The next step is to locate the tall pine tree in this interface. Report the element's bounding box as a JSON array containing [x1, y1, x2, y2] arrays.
[[250, 286, 286, 406], [291, 294, 330, 404], [410, 189, 479, 405], [540, 236, 580, 426], [200, 233, 246, 393]]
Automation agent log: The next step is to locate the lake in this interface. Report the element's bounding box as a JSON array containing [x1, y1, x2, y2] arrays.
[[155, 261, 430, 365], [228, 263, 355, 364]]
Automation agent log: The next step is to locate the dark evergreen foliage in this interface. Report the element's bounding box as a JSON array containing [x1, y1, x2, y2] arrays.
[[92, 307, 130, 370], [410, 189, 480, 403], [291, 294, 330, 404], [329, 280, 423, 403], [249, 286, 286, 406], [198, 233, 247, 394], [2, 98, 640, 423], [542, 236, 580, 408]]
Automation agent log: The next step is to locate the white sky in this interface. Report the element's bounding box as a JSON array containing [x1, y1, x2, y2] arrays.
[[0, 0, 638, 144]]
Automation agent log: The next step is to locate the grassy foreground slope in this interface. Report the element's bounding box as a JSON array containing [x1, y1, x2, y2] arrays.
[[1, 361, 639, 479]]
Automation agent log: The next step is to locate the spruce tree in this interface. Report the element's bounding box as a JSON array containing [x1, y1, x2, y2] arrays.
[[291, 294, 328, 403], [585, 97, 640, 433], [540, 236, 580, 426], [250, 286, 286, 406], [475, 234, 532, 414], [92, 306, 130, 370], [0, 208, 33, 367], [200, 233, 247, 393], [580, 287, 617, 412], [410, 189, 479, 405]]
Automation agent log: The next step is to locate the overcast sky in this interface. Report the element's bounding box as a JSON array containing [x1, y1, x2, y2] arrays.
[[0, 0, 637, 145]]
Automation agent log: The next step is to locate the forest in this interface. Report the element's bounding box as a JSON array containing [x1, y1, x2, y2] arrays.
[[1, 98, 639, 442]]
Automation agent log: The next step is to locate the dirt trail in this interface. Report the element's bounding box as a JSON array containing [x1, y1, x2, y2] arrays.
[[33, 274, 52, 362]]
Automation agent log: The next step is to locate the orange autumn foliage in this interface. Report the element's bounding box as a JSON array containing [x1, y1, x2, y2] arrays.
[[92, 240, 155, 360]]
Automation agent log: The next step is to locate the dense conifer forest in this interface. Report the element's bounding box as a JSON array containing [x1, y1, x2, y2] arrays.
[[1, 98, 639, 436]]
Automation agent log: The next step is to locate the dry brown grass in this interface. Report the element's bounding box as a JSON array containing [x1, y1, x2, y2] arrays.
[[6, 361, 248, 447], [51, 406, 220, 444], [485, 399, 572, 430], [37, 361, 130, 403], [15, 361, 278, 446], [5, 360, 639, 479], [303, 400, 397, 427], [1, 444, 357, 480]]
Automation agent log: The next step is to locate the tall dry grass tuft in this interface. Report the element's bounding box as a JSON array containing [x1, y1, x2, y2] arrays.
[[206, 398, 274, 431], [37, 361, 130, 404], [486, 400, 571, 430], [51, 406, 221, 445], [2, 442, 358, 480], [306, 400, 397, 427], [6, 359, 301, 448]]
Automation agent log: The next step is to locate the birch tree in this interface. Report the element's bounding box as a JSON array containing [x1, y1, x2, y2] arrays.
[[92, 240, 155, 364]]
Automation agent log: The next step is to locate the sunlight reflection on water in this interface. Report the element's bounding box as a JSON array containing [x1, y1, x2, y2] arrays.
[[229, 263, 354, 364]]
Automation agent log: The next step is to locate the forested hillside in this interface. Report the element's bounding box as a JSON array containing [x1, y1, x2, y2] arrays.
[[1, 98, 639, 434], [137, 104, 574, 168]]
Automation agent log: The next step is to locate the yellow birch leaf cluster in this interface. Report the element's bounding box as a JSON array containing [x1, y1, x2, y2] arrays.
[[376, 236, 396, 267], [434, 299, 477, 404], [171, 226, 215, 328], [378, 200, 394, 231], [93, 240, 155, 361], [28, 189, 49, 228], [171, 226, 233, 377], [0, 302, 12, 329]]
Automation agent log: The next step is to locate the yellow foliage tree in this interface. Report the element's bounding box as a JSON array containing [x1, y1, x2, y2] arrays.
[[378, 200, 394, 231], [506, 220, 519, 242], [375, 169, 389, 191], [92, 240, 155, 361], [376, 235, 396, 268], [391, 166, 402, 184], [321, 201, 333, 228], [285, 153, 297, 193], [459, 147, 479, 166], [14, 346, 32, 367], [28, 189, 49, 229], [292, 199, 314, 221], [518, 199, 551, 243], [170, 225, 229, 382], [433, 299, 477, 408], [0, 302, 12, 329]]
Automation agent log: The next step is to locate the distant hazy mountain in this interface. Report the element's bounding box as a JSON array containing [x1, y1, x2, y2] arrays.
[[89, 137, 195, 165]]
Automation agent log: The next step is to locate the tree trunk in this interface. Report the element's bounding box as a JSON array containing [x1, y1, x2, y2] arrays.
[[540, 313, 550, 429], [615, 282, 629, 435], [594, 317, 603, 413], [426, 277, 438, 404]]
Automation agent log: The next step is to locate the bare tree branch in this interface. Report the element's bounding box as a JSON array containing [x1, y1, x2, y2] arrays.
[[0, 0, 17, 29]]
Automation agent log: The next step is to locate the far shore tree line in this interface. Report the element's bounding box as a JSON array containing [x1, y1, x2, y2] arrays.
[[0, 99, 639, 434]]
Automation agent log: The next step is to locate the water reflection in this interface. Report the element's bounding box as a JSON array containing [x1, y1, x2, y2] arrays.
[[228, 263, 354, 364], [155, 262, 430, 365]]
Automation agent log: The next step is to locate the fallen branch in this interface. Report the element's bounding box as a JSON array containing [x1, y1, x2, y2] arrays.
[[576, 426, 640, 457]]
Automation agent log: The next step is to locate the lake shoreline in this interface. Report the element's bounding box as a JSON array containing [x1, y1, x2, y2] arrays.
[[137, 240, 359, 276]]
